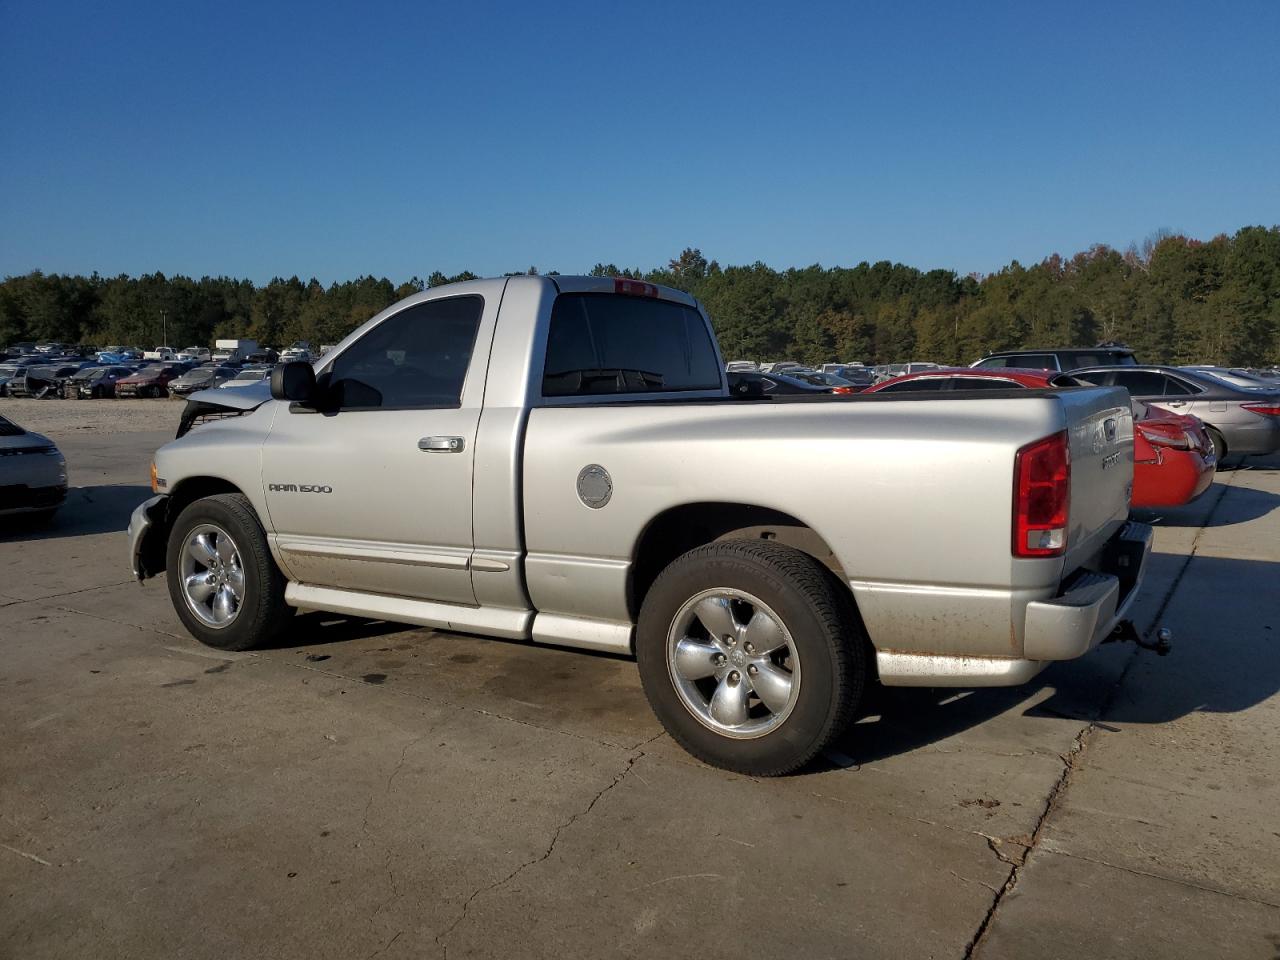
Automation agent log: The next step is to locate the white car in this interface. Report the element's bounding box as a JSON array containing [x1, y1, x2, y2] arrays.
[[280, 348, 311, 363], [0, 415, 67, 522], [218, 368, 271, 388], [178, 347, 211, 363]]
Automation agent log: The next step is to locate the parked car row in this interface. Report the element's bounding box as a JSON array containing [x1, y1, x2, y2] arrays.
[[0, 354, 284, 400], [729, 344, 1278, 509]]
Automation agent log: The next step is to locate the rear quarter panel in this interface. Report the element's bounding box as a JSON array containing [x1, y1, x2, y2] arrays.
[[522, 394, 1090, 655]]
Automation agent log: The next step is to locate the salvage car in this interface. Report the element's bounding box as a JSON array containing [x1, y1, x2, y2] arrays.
[[218, 367, 271, 388], [114, 363, 186, 398], [168, 365, 238, 396], [0, 414, 67, 521], [7, 363, 94, 398], [65, 365, 136, 399], [1071, 365, 1280, 461], [0, 364, 28, 397], [130, 275, 1154, 775], [866, 368, 1215, 508], [727, 370, 834, 396]]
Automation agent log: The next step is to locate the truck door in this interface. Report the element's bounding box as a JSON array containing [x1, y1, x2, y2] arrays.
[[260, 283, 504, 605]]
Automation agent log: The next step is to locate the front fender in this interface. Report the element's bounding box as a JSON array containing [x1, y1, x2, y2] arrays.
[[128, 495, 170, 580]]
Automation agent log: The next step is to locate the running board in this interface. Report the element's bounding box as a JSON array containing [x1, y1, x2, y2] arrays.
[[285, 583, 532, 640]]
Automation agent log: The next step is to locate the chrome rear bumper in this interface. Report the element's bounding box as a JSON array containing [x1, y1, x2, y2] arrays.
[[876, 522, 1154, 687]]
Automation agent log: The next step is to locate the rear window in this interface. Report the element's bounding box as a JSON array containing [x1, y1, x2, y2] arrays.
[[1063, 351, 1134, 369], [542, 294, 721, 397]]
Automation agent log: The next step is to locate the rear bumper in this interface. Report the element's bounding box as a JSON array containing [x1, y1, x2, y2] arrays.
[[1222, 417, 1280, 456], [0, 483, 67, 516], [1134, 447, 1216, 507], [875, 522, 1154, 686], [1023, 521, 1152, 660]]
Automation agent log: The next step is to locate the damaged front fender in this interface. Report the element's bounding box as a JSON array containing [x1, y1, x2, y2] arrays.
[[128, 495, 170, 580]]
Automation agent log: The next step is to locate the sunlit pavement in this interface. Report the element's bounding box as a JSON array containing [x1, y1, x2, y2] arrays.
[[2, 419, 1276, 959]]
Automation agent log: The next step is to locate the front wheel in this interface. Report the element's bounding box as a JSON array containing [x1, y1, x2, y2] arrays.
[[637, 539, 867, 776], [165, 493, 293, 651]]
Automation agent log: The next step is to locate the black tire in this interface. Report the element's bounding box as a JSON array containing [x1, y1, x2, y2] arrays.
[[1207, 427, 1228, 462], [636, 539, 867, 776], [165, 493, 293, 651]]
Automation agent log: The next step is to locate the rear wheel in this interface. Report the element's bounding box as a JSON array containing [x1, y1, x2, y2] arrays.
[[166, 493, 292, 651], [637, 539, 866, 776], [1207, 427, 1228, 462]]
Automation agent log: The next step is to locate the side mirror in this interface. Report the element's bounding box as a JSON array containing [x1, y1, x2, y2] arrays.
[[271, 361, 316, 404]]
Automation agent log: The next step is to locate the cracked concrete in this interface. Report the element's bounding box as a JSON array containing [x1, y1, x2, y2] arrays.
[[2, 414, 1277, 959]]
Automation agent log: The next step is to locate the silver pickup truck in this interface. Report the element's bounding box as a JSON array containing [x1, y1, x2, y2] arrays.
[[129, 275, 1152, 775]]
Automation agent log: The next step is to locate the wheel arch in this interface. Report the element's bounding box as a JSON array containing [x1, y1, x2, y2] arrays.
[[142, 477, 252, 577], [629, 502, 853, 620]]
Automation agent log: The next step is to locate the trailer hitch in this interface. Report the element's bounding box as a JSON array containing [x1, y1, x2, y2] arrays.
[[1104, 620, 1173, 656]]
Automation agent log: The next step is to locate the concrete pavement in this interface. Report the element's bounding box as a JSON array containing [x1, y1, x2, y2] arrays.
[[1, 415, 1277, 959]]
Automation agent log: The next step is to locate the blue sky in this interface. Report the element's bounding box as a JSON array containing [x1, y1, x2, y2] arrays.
[[2, 0, 1278, 282]]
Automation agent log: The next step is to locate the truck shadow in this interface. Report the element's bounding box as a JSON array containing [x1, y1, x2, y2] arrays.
[[831, 553, 1280, 767], [1134, 483, 1280, 528], [262, 612, 409, 650], [0, 484, 153, 542]]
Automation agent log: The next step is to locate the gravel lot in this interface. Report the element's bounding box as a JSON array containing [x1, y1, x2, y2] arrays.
[[2, 397, 184, 436], [2, 399, 1278, 959]]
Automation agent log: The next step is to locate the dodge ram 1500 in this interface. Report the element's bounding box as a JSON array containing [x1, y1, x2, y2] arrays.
[[129, 275, 1152, 774]]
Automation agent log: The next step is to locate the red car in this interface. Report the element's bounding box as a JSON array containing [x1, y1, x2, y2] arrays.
[[865, 367, 1216, 508], [114, 363, 186, 398]]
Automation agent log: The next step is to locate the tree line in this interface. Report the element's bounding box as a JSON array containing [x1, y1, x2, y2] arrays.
[[2, 226, 1277, 366]]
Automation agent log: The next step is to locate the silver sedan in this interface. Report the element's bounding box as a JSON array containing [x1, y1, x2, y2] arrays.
[[1073, 365, 1280, 459], [0, 415, 67, 521]]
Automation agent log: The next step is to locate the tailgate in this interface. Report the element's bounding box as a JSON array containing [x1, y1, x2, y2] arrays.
[[1060, 386, 1134, 572]]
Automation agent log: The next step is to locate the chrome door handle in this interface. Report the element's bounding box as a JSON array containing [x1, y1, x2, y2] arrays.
[[418, 436, 465, 453]]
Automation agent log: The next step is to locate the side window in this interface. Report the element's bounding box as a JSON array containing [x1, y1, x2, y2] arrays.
[[1161, 375, 1196, 396], [949, 377, 1024, 390], [878, 378, 947, 392], [325, 295, 483, 410], [542, 294, 722, 397], [1013, 354, 1059, 370], [973, 356, 1009, 368], [1109, 371, 1168, 396]]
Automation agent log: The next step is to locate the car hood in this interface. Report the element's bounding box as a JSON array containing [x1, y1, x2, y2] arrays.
[[0, 428, 56, 452], [188, 381, 271, 410]]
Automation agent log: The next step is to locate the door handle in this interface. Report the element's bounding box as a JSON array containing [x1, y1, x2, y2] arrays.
[[418, 436, 465, 453]]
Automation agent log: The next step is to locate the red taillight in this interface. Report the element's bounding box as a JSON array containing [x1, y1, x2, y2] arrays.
[[613, 278, 659, 298], [1137, 422, 1192, 450], [1241, 402, 1280, 417], [832, 386, 860, 395], [1013, 430, 1070, 558]]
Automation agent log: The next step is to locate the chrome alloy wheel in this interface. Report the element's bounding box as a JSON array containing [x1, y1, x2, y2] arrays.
[[666, 588, 802, 739], [179, 523, 245, 628]]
